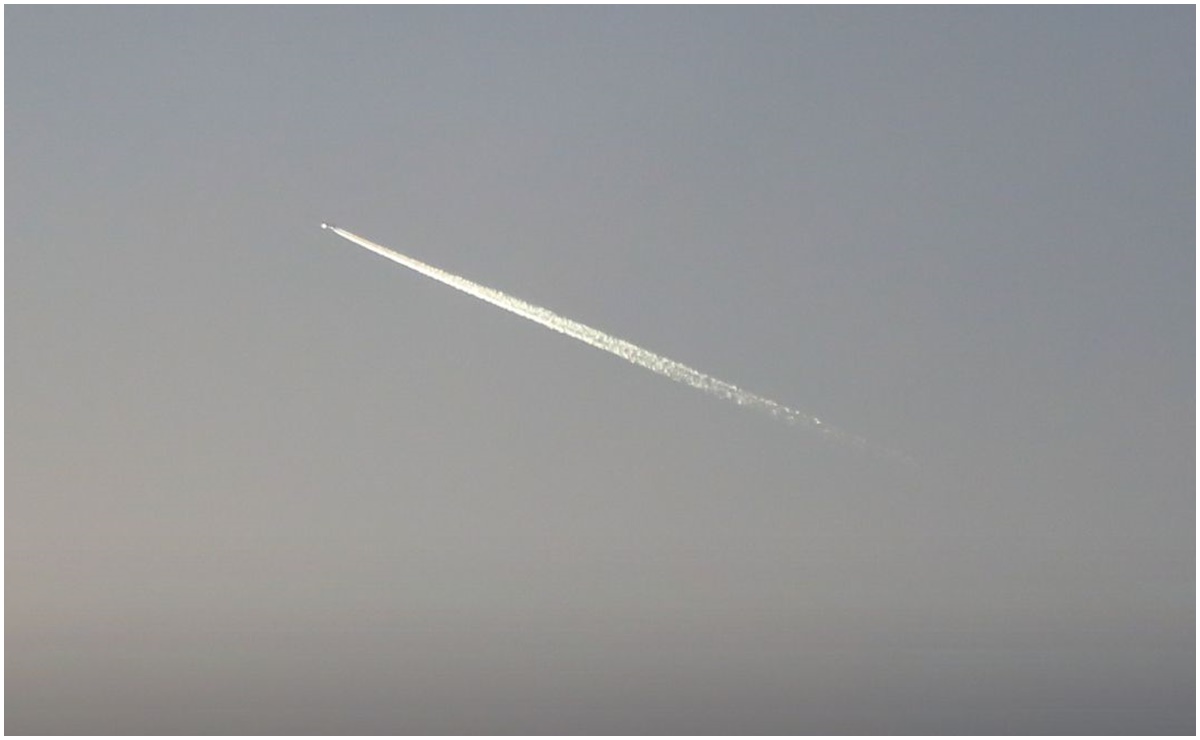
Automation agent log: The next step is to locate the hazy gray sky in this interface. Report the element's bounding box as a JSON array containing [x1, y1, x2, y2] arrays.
[[7, 6, 1194, 734]]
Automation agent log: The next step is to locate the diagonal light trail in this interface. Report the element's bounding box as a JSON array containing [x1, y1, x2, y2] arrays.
[[324, 223, 912, 465]]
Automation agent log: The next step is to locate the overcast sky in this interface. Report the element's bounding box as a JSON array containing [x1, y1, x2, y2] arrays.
[[7, 6, 1194, 734]]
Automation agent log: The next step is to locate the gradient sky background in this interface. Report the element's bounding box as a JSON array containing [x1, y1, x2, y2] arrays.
[[6, 6, 1194, 734]]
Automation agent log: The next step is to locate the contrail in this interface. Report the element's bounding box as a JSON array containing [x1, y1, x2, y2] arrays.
[[323, 223, 911, 465]]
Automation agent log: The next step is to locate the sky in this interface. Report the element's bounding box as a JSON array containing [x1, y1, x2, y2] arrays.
[[6, 6, 1194, 734]]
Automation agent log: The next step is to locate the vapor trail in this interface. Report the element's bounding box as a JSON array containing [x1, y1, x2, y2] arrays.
[[325, 224, 910, 465]]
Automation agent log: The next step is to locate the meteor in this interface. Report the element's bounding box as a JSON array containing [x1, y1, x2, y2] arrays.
[[324, 223, 911, 465]]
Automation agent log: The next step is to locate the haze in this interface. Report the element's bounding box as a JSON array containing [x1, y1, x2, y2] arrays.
[[6, 6, 1194, 734]]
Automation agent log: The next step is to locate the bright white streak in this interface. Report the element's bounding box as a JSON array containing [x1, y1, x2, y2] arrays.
[[329, 225, 910, 464]]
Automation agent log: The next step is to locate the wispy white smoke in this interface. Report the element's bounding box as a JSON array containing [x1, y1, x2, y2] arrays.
[[328, 225, 911, 466]]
